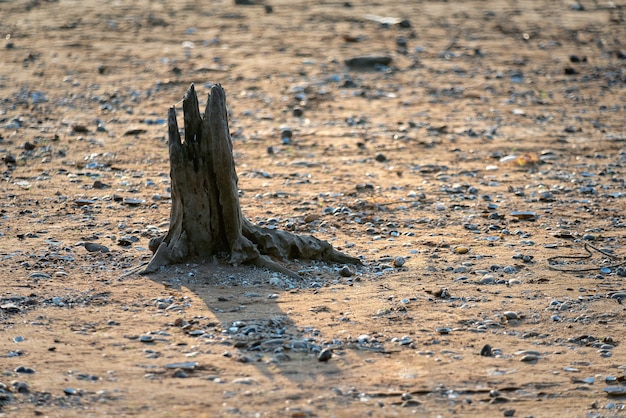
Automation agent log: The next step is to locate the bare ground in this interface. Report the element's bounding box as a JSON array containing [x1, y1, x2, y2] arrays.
[[1, 0, 626, 417]]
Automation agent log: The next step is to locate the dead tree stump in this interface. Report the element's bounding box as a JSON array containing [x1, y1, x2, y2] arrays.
[[142, 84, 360, 278]]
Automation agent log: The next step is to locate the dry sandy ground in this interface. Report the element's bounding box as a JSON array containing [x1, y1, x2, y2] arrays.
[[1, 0, 626, 416]]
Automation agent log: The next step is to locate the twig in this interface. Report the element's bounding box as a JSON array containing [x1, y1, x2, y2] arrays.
[[547, 242, 626, 272]]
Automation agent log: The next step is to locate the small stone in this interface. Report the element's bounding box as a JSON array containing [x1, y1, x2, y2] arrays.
[[375, 153, 387, 162], [399, 336, 413, 345], [454, 246, 469, 254], [503, 409, 516, 417], [12, 381, 29, 394], [280, 129, 293, 145], [345, 55, 392, 68], [304, 213, 320, 223], [339, 265, 354, 277], [123, 198, 143, 206], [479, 276, 495, 285], [318, 348, 332, 362], [15, 366, 35, 374], [511, 211, 536, 220], [604, 387, 626, 396], [139, 335, 154, 343], [172, 369, 188, 378], [74, 198, 95, 207], [503, 311, 518, 320], [480, 344, 493, 357], [83, 242, 110, 253], [28, 272, 51, 279], [164, 362, 198, 370], [63, 388, 79, 396], [271, 352, 291, 363], [393, 256, 405, 267], [233, 377, 258, 385], [515, 350, 541, 356], [3, 152, 17, 166]]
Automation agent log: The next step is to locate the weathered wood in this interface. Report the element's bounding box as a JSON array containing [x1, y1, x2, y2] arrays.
[[142, 84, 360, 277]]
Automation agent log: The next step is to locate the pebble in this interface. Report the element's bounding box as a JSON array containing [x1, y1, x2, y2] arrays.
[[93, 180, 109, 189], [12, 381, 29, 394], [271, 352, 290, 363], [232, 377, 258, 385], [15, 366, 35, 374], [83, 242, 110, 253], [511, 211, 536, 220], [375, 153, 387, 162], [604, 387, 626, 396], [164, 362, 198, 370], [123, 198, 144, 206], [344, 55, 392, 68], [139, 335, 155, 343], [399, 336, 413, 345], [479, 276, 495, 285], [303, 213, 320, 223], [28, 272, 51, 279], [502, 311, 518, 320], [317, 348, 332, 362], [503, 266, 517, 274], [515, 350, 541, 356], [338, 265, 354, 277], [454, 246, 469, 254], [393, 256, 405, 267], [74, 198, 95, 207], [480, 344, 493, 357]]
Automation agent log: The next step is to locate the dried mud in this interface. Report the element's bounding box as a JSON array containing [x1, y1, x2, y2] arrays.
[[1, 0, 626, 417]]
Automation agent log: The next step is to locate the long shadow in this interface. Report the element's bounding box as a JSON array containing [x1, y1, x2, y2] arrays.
[[141, 261, 343, 385]]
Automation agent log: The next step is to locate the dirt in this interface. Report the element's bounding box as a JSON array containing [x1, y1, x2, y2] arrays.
[[1, 0, 626, 416]]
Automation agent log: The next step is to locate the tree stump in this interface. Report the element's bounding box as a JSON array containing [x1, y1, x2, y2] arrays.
[[142, 84, 360, 278]]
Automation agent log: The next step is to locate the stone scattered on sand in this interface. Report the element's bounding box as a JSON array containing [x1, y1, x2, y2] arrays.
[[83, 242, 110, 253], [317, 348, 332, 362], [344, 55, 392, 68]]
